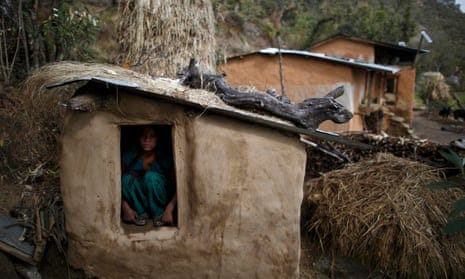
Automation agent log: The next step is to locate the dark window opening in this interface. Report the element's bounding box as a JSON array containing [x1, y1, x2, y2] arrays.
[[120, 125, 177, 233], [386, 77, 397, 94], [384, 77, 397, 106]]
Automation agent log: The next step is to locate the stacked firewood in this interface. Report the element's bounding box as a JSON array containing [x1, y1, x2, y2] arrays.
[[304, 133, 463, 180], [7, 181, 66, 264]]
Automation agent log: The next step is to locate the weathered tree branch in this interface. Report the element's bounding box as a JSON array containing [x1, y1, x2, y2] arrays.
[[180, 58, 353, 129]]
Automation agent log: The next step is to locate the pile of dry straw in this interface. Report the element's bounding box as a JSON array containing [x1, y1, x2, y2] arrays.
[[0, 81, 73, 185], [304, 153, 465, 277], [115, 0, 216, 78]]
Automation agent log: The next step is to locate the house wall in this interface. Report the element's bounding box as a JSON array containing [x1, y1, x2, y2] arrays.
[[60, 92, 306, 278], [310, 38, 375, 63], [394, 67, 416, 125], [218, 54, 365, 131], [310, 38, 417, 126]]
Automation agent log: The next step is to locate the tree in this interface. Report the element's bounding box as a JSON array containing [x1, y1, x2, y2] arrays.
[[0, 0, 100, 84], [311, 0, 416, 43], [415, 0, 465, 89], [115, 0, 216, 78]]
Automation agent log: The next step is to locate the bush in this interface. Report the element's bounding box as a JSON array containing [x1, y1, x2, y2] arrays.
[[42, 3, 100, 61]]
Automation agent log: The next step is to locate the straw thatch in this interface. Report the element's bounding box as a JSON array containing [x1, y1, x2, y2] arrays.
[[304, 153, 465, 278], [23, 61, 299, 126], [115, 0, 216, 78], [0, 82, 72, 185]]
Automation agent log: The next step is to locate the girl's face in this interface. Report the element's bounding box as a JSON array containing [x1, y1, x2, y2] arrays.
[[140, 127, 157, 151]]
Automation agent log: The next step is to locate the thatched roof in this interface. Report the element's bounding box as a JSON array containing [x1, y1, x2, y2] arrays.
[[25, 61, 361, 145], [26, 61, 289, 120], [304, 153, 465, 277]]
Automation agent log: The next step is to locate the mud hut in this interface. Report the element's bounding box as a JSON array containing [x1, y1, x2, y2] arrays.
[[25, 62, 326, 278]]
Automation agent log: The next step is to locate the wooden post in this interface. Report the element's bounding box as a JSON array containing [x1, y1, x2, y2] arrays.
[[365, 71, 375, 115], [276, 35, 286, 98]]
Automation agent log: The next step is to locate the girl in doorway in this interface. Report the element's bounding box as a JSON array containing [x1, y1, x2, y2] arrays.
[[121, 126, 176, 227]]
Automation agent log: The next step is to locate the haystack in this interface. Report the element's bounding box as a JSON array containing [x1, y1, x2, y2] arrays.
[[1, 77, 74, 184], [304, 153, 465, 278], [115, 0, 216, 78]]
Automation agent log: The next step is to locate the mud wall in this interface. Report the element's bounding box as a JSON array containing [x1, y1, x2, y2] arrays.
[[309, 38, 375, 63], [394, 67, 416, 125], [218, 54, 365, 131], [60, 92, 306, 278]]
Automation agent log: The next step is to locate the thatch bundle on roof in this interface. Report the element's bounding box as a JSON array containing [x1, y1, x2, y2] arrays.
[[304, 153, 465, 278]]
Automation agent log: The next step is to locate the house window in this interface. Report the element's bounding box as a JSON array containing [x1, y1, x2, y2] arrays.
[[385, 77, 397, 94], [384, 76, 397, 105], [120, 125, 177, 234]]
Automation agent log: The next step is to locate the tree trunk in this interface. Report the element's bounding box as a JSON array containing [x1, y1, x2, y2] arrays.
[[31, 0, 40, 69], [18, 0, 30, 75]]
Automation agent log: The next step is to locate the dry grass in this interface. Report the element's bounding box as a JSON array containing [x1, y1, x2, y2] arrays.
[[304, 153, 465, 278], [3, 62, 150, 184], [23, 61, 151, 94], [0, 83, 72, 187], [20, 61, 231, 115], [115, 0, 216, 78]]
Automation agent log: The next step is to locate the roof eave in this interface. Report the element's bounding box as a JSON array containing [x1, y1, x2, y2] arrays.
[[258, 48, 400, 73], [49, 77, 371, 149]]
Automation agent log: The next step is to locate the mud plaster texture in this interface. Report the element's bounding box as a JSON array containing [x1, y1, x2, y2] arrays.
[[59, 92, 307, 278]]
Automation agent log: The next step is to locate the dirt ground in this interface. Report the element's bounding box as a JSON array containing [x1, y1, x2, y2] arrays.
[[412, 109, 465, 145], [1, 110, 464, 278]]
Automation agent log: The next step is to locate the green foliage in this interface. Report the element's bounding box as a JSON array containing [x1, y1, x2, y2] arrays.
[[260, 22, 276, 41], [314, 0, 416, 43], [428, 148, 465, 234], [439, 149, 465, 174], [281, 7, 316, 48], [0, 0, 100, 83], [443, 217, 465, 234], [42, 3, 100, 61], [415, 77, 430, 105], [214, 0, 417, 49], [415, 0, 465, 90], [0, 0, 24, 83]]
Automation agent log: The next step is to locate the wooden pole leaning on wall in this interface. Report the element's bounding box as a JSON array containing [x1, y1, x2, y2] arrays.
[[276, 34, 286, 98]]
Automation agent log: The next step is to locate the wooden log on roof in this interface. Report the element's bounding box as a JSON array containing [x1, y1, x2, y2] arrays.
[[179, 58, 353, 130]]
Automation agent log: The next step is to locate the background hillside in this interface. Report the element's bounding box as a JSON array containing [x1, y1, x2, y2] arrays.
[[213, 0, 465, 86], [1, 0, 465, 87], [1, 2, 465, 277]]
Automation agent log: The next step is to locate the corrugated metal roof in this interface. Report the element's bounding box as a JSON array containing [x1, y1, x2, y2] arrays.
[[257, 48, 401, 73], [226, 48, 401, 73], [310, 33, 429, 54], [47, 77, 140, 89]]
